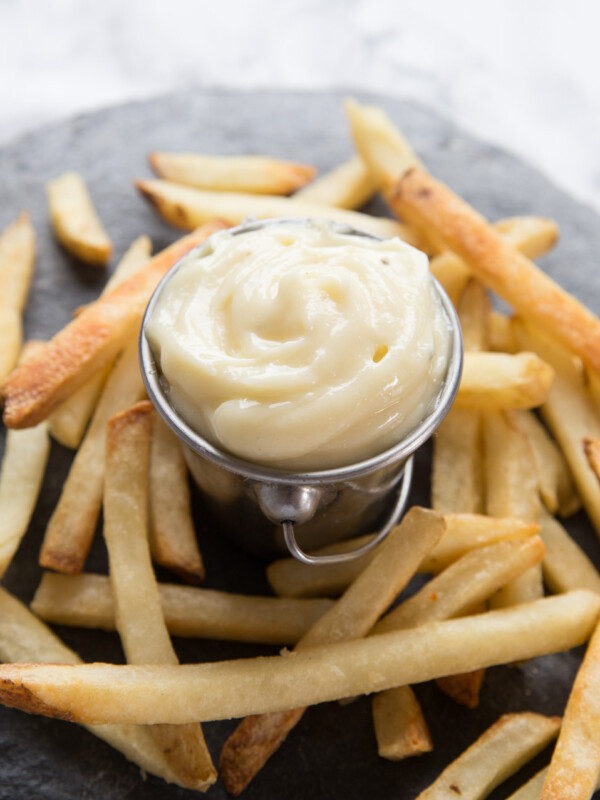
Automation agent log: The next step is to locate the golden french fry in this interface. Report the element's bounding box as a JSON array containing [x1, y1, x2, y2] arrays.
[[344, 97, 422, 190], [484, 410, 543, 607], [541, 620, 600, 800], [513, 409, 579, 516], [372, 687, 433, 761], [46, 172, 112, 265], [584, 435, 600, 485], [266, 514, 540, 598], [0, 592, 596, 726], [149, 152, 316, 194], [436, 670, 485, 710], [149, 414, 205, 583], [135, 178, 421, 245], [220, 507, 445, 794], [2, 221, 226, 430], [0, 419, 50, 578], [31, 571, 334, 645], [389, 166, 600, 374], [538, 507, 600, 595], [514, 318, 600, 538], [0, 586, 188, 786], [104, 400, 216, 791], [416, 713, 560, 800], [457, 279, 490, 352], [488, 310, 518, 353], [456, 352, 554, 410], [295, 154, 377, 209], [39, 338, 146, 574], [0, 212, 36, 383], [432, 407, 483, 513], [373, 537, 545, 634]]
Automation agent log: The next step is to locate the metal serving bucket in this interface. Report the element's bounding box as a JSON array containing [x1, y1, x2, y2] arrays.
[[140, 219, 463, 563]]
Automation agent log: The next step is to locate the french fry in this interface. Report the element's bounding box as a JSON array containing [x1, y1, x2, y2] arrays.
[[103, 400, 216, 791], [456, 352, 554, 410], [0, 212, 36, 383], [31, 571, 334, 645], [431, 279, 488, 514], [39, 338, 146, 574], [220, 507, 445, 794], [46, 172, 112, 266], [372, 687, 433, 760], [538, 507, 600, 595], [514, 318, 600, 538], [389, 166, 600, 374], [484, 410, 543, 607], [0, 592, 596, 726], [149, 152, 316, 195], [2, 220, 227, 429], [0, 586, 185, 786], [488, 310, 518, 353], [266, 514, 540, 598], [372, 537, 545, 635], [344, 97, 422, 190], [513, 409, 579, 516], [135, 179, 422, 245], [416, 713, 560, 800], [430, 217, 559, 307], [0, 418, 49, 577], [372, 537, 544, 739], [149, 414, 205, 583], [294, 154, 377, 209], [541, 620, 600, 800], [48, 236, 153, 449], [505, 768, 548, 800]]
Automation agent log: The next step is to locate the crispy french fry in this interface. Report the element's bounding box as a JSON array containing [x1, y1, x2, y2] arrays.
[[484, 410, 543, 607], [514, 409, 579, 516], [514, 318, 600, 538], [135, 179, 422, 245], [104, 400, 216, 791], [416, 713, 560, 800], [39, 338, 146, 574], [457, 279, 490, 352], [538, 507, 600, 595], [344, 97, 422, 190], [0, 592, 596, 725], [149, 414, 205, 583], [541, 620, 600, 800], [2, 220, 227, 430], [0, 586, 187, 786], [149, 152, 316, 195], [266, 514, 540, 598], [0, 212, 36, 383], [31, 571, 334, 645], [456, 352, 554, 410], [220, 507, 445, 794], [488, 310, 518, 353], [372, 687, 433, 760], [372, 537, 545, 634], [46, 172, 112, 266], [430, 217, 559, 307], [435, 670, 486, 710], [295, 155, 377, 209], [0, 419, 49, 577], [389, 166, 600, 374]]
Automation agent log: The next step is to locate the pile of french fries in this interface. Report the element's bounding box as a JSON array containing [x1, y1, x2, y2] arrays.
[[2, 98, 600, 799]]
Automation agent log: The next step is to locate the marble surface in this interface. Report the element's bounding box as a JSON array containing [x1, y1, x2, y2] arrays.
[[1, 0, 600, 212]]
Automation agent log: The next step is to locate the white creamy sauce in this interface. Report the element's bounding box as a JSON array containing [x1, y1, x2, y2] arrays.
[[146, 220, 451, 470]]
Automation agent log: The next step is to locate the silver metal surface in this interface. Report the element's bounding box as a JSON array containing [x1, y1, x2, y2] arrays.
[[140, 218, 463, 561]]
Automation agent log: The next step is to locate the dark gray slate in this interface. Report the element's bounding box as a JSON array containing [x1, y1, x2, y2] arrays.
[[0, 88, 599, 800]]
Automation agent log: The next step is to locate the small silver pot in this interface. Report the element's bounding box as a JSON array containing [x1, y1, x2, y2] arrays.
[[140, 219, 463, 563]]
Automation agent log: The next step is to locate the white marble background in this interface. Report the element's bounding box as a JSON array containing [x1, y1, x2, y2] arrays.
[[1, 0, 599, 212]]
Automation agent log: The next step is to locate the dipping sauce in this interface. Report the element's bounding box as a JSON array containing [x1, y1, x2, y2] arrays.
[[145, 219, 451, 470]]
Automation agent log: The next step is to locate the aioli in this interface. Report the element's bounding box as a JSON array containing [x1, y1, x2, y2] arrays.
[[146, 220, 451, 470]]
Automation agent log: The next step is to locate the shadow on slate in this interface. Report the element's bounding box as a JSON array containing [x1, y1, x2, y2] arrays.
[[1, 88, 600, 800]]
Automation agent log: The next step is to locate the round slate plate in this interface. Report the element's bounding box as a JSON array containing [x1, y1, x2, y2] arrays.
[[1, 89, 600, 800]]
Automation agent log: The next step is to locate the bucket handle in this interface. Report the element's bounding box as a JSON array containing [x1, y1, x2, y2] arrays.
[[281, 456, 414, 565]]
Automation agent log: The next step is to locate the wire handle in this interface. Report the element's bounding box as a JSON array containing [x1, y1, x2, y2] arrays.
[[281, 456, 414, 565]]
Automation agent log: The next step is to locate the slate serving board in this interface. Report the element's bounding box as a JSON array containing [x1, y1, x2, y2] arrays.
[[1, 89, 600, 800]]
